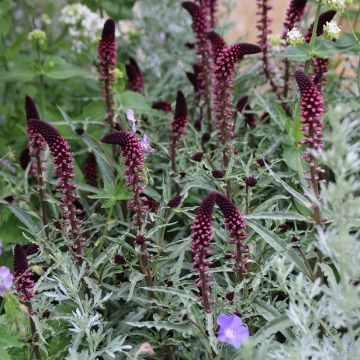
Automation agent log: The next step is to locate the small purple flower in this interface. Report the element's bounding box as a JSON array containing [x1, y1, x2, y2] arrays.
[[0, 159, 16, 174], [140, 133, 154, 153], [0, 266, 13, 295], [217, 314, 249, 349], [126, 109, 137, 133]]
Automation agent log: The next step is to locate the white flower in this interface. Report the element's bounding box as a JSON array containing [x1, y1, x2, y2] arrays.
[[60, 4, 103, 53], [319, 0, 352, 10], [323, 20, 341, 40], [287, 27, 304, 46]]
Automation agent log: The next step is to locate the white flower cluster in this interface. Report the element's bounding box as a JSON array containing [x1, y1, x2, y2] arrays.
[[286, 27, 304, 46], [60, 3, 103, 53], [323, 20, 341, 40], [318, 0, 353, 10]]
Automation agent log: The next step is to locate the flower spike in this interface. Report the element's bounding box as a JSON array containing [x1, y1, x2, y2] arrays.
[[282, 0, 308, 39], [294, 71, 325, 194], [98, 19, 117, 130], [101, 131, 146, 227], [191, 192, 217, 312], [13, 244, 35, 302], [125, 57, 144, 93], [27, 119, 84, 255]]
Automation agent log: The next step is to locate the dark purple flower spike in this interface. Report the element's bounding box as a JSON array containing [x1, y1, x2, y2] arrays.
[[13, 244, 35, 302], [168, 91, 188, 176], [191, 192, 217, 312], [98, 19, 117, 130], [83, 153, 98, 188], [294, 71, 325, 203], [152, 101, 172, 112], [211, 39, 261, 157], [256, 1, 280, 96], [125, 57, 144, 93], [182, 1, 213, 132], [282, 0, 308, 39], [191, 192, 248, 312], [27, 119, 84, 256], [305, 10, 337, 89], [101, 131, 145, 227]]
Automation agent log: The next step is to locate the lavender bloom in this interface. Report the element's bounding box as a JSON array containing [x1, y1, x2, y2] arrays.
[[0, 266, 13, 295], [217, 314, 250, 349], [126, 109, 137, 133], [140, 133, 154, 153], [0, 159, 16, 174]]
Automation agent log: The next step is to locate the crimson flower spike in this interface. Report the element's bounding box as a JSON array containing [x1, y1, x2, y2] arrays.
[[101, 131, 146, 229], [98, 19, 117, 131], [294, 71, 325, 201], [13, 244, 35, 302], [125, 57, 144, 93], [305, 10, 337, 89], [282, 0, 308, 39], [211, 39, 261, 163], [27, 119, 85, 256]]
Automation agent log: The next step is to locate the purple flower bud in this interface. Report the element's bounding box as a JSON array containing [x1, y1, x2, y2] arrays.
[[168, 195, 182, 208], [244, 176, 257, 187], [212, 169, 225, 179], [191, 152, 204, 162], [114, 254, 126, 265]]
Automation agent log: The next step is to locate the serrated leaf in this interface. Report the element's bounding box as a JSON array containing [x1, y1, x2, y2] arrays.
[[246, 219, 310, 276]]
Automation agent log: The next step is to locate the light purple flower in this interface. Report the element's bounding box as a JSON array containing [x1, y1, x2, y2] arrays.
[[0, 159, 16, 174], [140, 133, 154, 153], [159, 32, 166, 42], [126, 109, 137, 134], [0, 266, 13, 295], [217, 314, 249, 349]]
